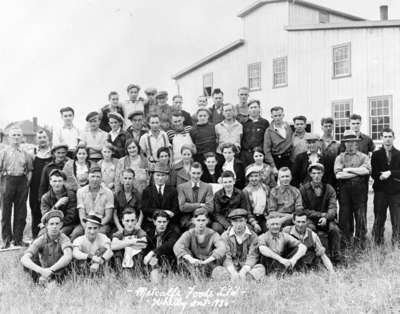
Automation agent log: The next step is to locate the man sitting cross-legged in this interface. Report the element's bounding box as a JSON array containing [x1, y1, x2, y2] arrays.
[[283, 211, 334, 274], [213, 208, 265, 282], [21, 210, 72, 284], [72, 214, 113, 275], [258, 213, 307, 274], [173, 208, 226, 279], [111, 208, 147, 273], [142, 210, 180, 283]]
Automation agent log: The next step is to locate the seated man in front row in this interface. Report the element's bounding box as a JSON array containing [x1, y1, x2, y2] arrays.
[[213, 208, 265, 281], [72, 214, 113, 275], [111, 208, 147, 272], [258, 213, 307, 274], [283, 211, 334, 273], [143, 210, 180, 283], [300, 163, 342, 264], [268, 167, 303, 227], [21, 210, 72, 284]]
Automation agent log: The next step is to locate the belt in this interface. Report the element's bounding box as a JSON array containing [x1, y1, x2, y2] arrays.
[[274, 151, 291, 159]]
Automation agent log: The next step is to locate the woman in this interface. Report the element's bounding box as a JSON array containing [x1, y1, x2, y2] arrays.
[[115, 139, 148, 194], [149, 147, 177, 186], [173, 144, 194, 186], [201, 152, 222, 184], [173, 208, 226, 279], [217, 143, 245, 189], [248, 147, 276, 189], [97, 143, 118, 190], [63, 145, 93, 191], [107, 112, 131, 159]]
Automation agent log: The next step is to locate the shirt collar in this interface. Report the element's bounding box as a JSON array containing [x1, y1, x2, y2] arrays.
[[191, 181, 200, 188], [229, 226, 252, 238], [289, 226, 309, 240]]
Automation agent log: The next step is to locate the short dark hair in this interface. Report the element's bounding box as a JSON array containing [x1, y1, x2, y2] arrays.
[[147, 114, 160, 123], [60, 106, 75, 115], [122, 207, 139, 219], [125, 138, 141, 155], [122, 168, 135, 178], [157, 147, 171, 159], [74, 145, 90, 161], [193, 207, 209, 218], [293, 210, 307, 220], [221, 170, 235, 179], [171, 110, 184, 118], [252, 146, 264, 155], [49, 170, 66, 181], [278, 167, 291, 174], [190, 162, 203, 171], [270, 106, 284, 113], [203, 152, 217, 161], [221, 143, 237, 154], [153, 210, 170, 221], [108, 91, 118, 100], [321, 117, 334, 125], [212, 88, 224, 96], [350, 114, 362, 121], [102, 143, 115, 152], [293, 115, 307, 123], [248, 99, 260, 107], [381, 127, 395, 136]]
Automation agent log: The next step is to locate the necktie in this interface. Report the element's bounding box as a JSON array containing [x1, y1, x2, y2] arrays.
[[386, 150, 392, 165], [158, 185, 163, 198], [192, 185, 199, 202], [156, 233, 163, 248]]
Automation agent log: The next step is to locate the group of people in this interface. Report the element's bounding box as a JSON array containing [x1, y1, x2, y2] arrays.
[[1, 84, 399, 285]]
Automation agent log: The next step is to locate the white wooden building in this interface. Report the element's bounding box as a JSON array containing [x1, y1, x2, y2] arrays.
[[172, 0, 400, 144]]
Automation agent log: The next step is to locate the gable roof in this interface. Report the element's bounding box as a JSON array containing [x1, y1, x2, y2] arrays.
[[237, 0, 365, 21], [172, 39, 245, 80]]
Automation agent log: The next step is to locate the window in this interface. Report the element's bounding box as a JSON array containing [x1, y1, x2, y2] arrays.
[[319, 11, 330, 23], [202, 73, 213, 97], [369, 96, 392, 140], [248, 62, 261, 91], [332, 43, 351, 78], [332, 100, 353, 141], [273, 57, 288, 88]]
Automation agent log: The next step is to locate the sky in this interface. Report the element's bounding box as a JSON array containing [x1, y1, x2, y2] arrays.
[[0, 0, 399, 129]]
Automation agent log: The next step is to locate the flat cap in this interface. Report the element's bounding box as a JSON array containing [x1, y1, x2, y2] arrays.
[[308, 162, 325, 173], [305, 133, 320, 142], [228, 208, 248, 220], [88, 165, 102, 174], [127, 84, 140, 92], [128, 110, 144, 120], [193, 207, 208, 217], [51, 144, 68, 154], [108, 112, 124, 124], [245, 165, 261, 177], [155, 91, 168, 99], [86, 111, 100, 122], [49, 169, 67, 180], [341, 130, 361, 142], [144, 87, 157, 95], [41, 210, 64, 224], [83, 214, 103, 225]]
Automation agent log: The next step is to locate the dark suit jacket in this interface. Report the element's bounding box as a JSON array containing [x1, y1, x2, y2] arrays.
[[291, 152, 327, 188], [371, 146, 400, 194]]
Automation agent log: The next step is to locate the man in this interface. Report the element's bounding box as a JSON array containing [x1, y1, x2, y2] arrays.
[[114, 169, 142, 233], [29, 130, 52, 238], [155, 91, 172, 131], [209, 88, 225, 124], [258, 213, 307, 274], [292, 133, 326, 188], [191, 95, 209, 123], [283, 211, 334, 273], [291, 115, 310, 162], [300, 163, 341, 263], [0, 127, 33, 248], [100, 91, 125, 132], [72, 214, 113, 275], [177, 162, 214, 230], [212, 170, 249, 234], [334, 130, 371, 249], [21, 210, 72, 284], [166, 111, 195, 165], [235, 87, 250, 123], [215, 103, 243, 154], [190, 108, 217, 162], [143, 210, 180, 282], [371, 128, 400, 245], [71, 165, 114, 240], [53, 107, 80, 158], [111, 208, 147, 271], [171, 95, 193, 126], [79, 111, 108, 162], [213, 208, 265, 281], [320, 117, 340, 190], [126, 111, 147, 143], [122, 84, 144, 126], [40, 169, 78, 236], [339, 114, 375, 155], [268, 167, 303, 227], [143, 87, 158, 118], [39, 144, 69, 201], [263, 106, 293, 172], [240, 99, 269, 167], [139, 114, 171, 165], [142, 163, 179, 232]]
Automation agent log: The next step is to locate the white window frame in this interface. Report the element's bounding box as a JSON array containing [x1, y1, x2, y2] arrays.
[[272, 56, 288, 88], [202, 72, 213, 97], [248, 62, 261, 91], [332, 43, 351, 79], [368, 95, 393, 141], [332, 99, 353, 141]]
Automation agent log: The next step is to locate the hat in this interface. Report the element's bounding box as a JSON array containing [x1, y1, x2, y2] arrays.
[[49, 169, 67, 181], [86, 111, 100, 122], [88, 165, 102, 174], [152, 162, 170, 174], [305, 133, 320, 142], [41, 210, 64, 224], [51, 144, 69, 154], [193, 207, 208, 217], [228, 208, 248, 220], [144, 87, 157, 95], [155, 91, 168, 99], [83, 214, 103, 226], [108, 112, 124, 124], [128, 110, 144, 120], [308, 162, 325, 173], [341, 130, 361, 142], [127, 84, 140, 92], [245, 165, 260, 177]]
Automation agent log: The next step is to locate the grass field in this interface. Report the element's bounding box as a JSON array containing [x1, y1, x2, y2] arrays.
[[1, 193, 399, 314]]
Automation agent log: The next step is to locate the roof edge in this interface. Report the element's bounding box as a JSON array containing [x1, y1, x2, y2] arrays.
[[285, 19, 400, 31]]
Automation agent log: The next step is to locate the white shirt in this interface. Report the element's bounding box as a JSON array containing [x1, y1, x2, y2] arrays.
[[251, 187, 267, 215], [156, 184, 165, 195], [109, 128, 121, 142], [274, 124, 287, 138], [229, 226, 252, 244], [223, 159, 236, 177], [53, 125, 80, 150]]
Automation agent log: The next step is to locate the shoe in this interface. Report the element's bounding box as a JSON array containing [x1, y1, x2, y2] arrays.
[[1, 242, 11, 250], [14, 240, 29, 247]]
